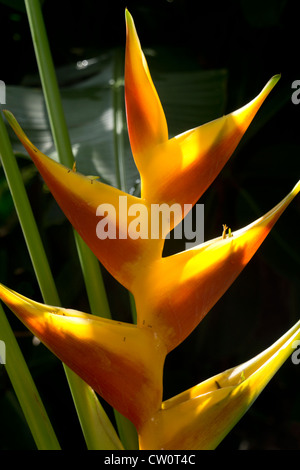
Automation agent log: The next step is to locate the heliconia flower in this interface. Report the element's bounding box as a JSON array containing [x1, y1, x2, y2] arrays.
[[125, 9, 280, 210], [4, 13, 281, 272], [5, 103, 298, 354], [134, 181, 300, 351], [0, 283, 166, 430], [138, 317, 300, 450], [1, 8, 298, 450], [3, 61, 281, 291]]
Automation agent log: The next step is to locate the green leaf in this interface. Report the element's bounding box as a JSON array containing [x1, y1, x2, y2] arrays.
[[0, 303, 60, 449]]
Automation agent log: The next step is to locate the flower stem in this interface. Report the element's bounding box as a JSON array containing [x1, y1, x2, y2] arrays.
[[0, 110, 60, 449], [23, 0, 133, 449], [23, 0, 110, 316], [0, 303, 60, 449]]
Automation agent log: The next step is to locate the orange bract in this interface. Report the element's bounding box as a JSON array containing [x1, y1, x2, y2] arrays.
[[125, 9, 168, 162], [0, 284, 166, 430]]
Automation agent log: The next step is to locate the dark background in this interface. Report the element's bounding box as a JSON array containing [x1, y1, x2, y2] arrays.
[[0, 0, 300, 450]]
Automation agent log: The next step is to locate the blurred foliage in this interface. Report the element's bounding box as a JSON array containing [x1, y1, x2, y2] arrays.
[[0, 0, 299, 450]]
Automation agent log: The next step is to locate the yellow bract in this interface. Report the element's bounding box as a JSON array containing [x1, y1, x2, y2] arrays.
[[140, 75, 280, 208], [133, 181, 300, 351], [139, 318, 300, 449]]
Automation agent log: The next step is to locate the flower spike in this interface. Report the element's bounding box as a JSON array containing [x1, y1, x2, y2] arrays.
[[0, 283, 166, 429], [1, 8, 297, 450], [134, 181, 300, 351], [139, 317, 300, 449]]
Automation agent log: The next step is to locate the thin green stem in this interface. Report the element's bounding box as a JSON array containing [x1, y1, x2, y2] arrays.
[[24, 1, 73, 168], [113, 49, 127, 193], [23, 0, 126, 449], [65, 370, 123, 450], [0, 111, 60, 449], [0, 304, 60, 449], [0, 113, 59, 305], [24, 0, 110, 315], [0, 119, 59, 304], [74, 232, 110, 318]]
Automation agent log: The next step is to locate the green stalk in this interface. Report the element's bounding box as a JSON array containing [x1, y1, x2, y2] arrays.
[[113, 49, 127, 194], [0, 304, 60, 449], [0, 111, 60, 449], [64, 368, 123, 450], [0, 112, 59, 306], [23, 0, 130, 449], [73, 233, 110, 318], [23, 0, 109, 315]]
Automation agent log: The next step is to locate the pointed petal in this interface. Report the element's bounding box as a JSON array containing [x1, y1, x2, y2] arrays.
[[0, 284, 166, 429], [125, 9, 168, 164], [141, 75, 280, 208], [139, 318, 300, 449], [3, 110, 164, 290], [134, 182, 300, 351]]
